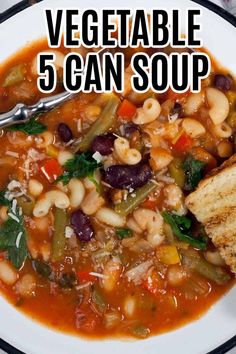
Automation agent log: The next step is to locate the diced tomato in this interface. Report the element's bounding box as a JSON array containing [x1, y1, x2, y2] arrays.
[[173, 133, 194, 153], [40, 159, 63, 183], [141, 199, 157, 210], [117, 99, 137, 120], [77, 271, 96, 283], [142, 272, 164, 296], [165, 88, 190, 101]]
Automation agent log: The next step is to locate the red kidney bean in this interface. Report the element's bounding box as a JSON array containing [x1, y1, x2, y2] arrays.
[[103, 163, 152, 189], [123, 123, 140, 138], [57, 123, 73, 143], [70, 210, 94, 242], [214, 74, 233, 91], [90, 133, 115, 155]]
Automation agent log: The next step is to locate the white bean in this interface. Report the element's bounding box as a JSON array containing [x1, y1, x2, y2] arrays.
[[15, 274, 36, 297], [57, 150, 74, 166], [126, 217, 143, 234], [68, 178, 85, 208], [123, 295, 137, 318], [167, 265, 187, 286], [36, 131, 54, 149], [102, 259, 122, 292], [96, 207, 126, 227], [28, 179, 43, 197], [183, 92, 204, 115], [164, 184, 187, 216], [204, 250, 225, 266], [133, 208, 164, 247], [0, 260, 18, 285], [81, 188, 105, 215], [83, 170, 101, 190]]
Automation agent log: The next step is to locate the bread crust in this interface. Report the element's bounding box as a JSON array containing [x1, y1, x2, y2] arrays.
[[186, 154, 236, 273]]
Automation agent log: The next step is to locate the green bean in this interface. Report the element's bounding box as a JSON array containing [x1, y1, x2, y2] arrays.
[[51, 208, 67, 262], [168, 158, 185, 188], [91, 286, 107, 314], [17, 195, 35, 216], [73, 95, 120, 153], [181, 250, 230, 285], [114, 181, 157, 216], [3, 64, 25, 87]]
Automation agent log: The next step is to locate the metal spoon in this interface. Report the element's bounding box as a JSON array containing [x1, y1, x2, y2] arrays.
[[0, 47, 110, 129], [0, 91, 74, 129]]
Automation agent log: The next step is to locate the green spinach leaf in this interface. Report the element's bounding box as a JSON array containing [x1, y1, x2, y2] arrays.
[[162, 211, 207, 250], [116, 228, 133, 239], [56, 152, 102, 185], [0, 198, 28, 268], [8, 115, 47, 135], [0, 191, 11, 207], [183, 156, 206, 190]]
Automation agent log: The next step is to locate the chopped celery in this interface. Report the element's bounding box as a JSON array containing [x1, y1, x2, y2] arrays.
[[17, 195, 35, 216], [3, 64, 25, 87], [168, 158, 185, 188], [181, 250, 230, 285], [114, 181, 157, 216], [51, 208, 67, 262], [91, 287, 107, 314], [73, 95, 120, 153]]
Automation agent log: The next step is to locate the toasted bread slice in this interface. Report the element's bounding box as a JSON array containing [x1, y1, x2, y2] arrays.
[[185, 154, 236, 273]]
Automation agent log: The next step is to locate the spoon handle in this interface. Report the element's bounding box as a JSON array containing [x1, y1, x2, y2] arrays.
[[0, 91, 74, 129]]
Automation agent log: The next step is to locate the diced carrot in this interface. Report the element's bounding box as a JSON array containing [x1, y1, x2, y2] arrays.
[[77, 271, 96, 283], [40, 159, 63, 183], [117, 99, 137, 120], [141, 199, 157, 210], [141, 271, 164, 296], [156, 245, 180, 265], [165, 88, 190, 101], [173, 133, 194, 153]]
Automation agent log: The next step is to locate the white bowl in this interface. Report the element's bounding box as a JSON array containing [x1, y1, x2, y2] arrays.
[[0, 1, 235, 353]]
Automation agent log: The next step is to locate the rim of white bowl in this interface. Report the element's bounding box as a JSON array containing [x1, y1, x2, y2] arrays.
[[0, 1, 235, 353]]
